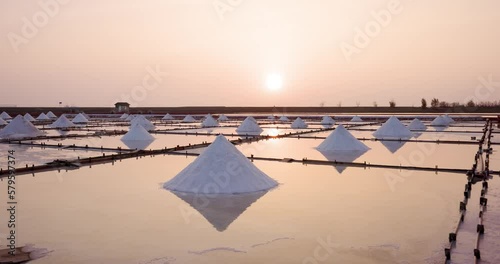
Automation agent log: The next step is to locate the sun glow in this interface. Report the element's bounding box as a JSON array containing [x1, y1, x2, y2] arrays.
[[266, 73, 283, 91]]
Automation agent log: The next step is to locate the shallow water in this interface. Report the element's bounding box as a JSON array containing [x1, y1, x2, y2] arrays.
[[0, 118, 491, 263], [0, 155, 463, 264]]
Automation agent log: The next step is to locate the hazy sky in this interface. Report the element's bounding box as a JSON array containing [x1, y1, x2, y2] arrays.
[[1, 0, 499, 107]]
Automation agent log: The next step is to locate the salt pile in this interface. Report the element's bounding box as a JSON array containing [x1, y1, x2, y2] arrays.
[[119, 113, 129, 119], [121, 123, 155, 150], [162, 113, 174, 120], [408, 118, 427, 131], [131, 115, 156, 131], [0, 115, 44, 139], [24, 113, 36, 122], [50, 115, 76, 128], [350, 116, 363, 122], [36, 113, 50, 121], [0, 117, 6, 125], [46, 111, 57, 118], [430, 115, 449, 126], [236, 117, 263, 134], [373, 116, 413, 139], [279, 116, 289, 122], [182, 115, 197, 123], [316, 124, 369, 173], [267, 115, 275, 120], [290, 117, 308, 129], [202, 115, 219, 128], [164, 135, 278, 194], [218, 114, 229, 121], [72, 113, 89, 124], [320, 116, 335, 125], [217, 114, 229, 122], [247, 116, 257, 123], [81, 112, 91, 120], [125, 115, 135, 121], [0, 111, 12, 119], [443, 114, 455, 124], [317, 124, 369, 152]]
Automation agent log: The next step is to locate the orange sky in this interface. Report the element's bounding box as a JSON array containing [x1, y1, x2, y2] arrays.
[[1, 0, 499, 107]]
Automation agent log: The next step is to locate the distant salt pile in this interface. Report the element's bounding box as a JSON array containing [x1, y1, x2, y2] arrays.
[[247, 116, 257, 123], [50, 115, 76, 128], [182, 115, 197, 123], [0, 115, 44, 139], [317, 124, 369, 173], [218, 114, 229, 121], [36, 113, 50, 121], [373, 116, 413, 139], [0, 117, 6, 125], [320, 116, 335, 125], [443, 114, 455, 124], [119, 113, 129, 119], [164, 135, 278, 194], [236, 117, 263, 134], [350, 116, 363, 122], [46, 111, 57, 119], [290, 117, 308, 129], [81, 112, 91, 120], [72, 113, 89, 124], [317, 124, 369, 152], [202, 115, 219, 128], [267, 115, 275, 120], [430, 115, 449, 126], [162, 113, 174, 120], [408, 118, 427, 131], [24, 113, 36, 122], [121, 123, 155, 150], [279, 116, 289, 122], [0, 111, 12, 119], [125, 114, 135, 121], [131, 115, 156, 131]]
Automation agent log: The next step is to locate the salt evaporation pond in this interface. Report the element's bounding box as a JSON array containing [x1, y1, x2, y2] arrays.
[[0, 115, 494, 263], [1, 154, 463, 264]]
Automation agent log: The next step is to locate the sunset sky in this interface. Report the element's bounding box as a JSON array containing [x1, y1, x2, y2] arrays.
[[1, 0, 499, 107]]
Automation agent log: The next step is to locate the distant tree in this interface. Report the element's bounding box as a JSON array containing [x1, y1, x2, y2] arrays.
[[319, 101, 325, 107], [439, 101, 450, 108], [450, 102, 460, 108], [373, 101, 378, 107], [389, 100, 396, 108], [466, 100, 475, 108], [337, 101, 342, 107], [430, 98, 439, 108], [421, 98, 427, 109], [356, 101, 360, 107]]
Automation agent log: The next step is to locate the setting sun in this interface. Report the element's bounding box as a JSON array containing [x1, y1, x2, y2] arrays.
[[266, 73, 283, 91]]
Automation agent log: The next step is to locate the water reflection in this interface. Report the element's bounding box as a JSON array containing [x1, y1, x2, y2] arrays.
[[171, 190, 269, 232], [379, 140, 406, 153], [317, 150, 368, 173]]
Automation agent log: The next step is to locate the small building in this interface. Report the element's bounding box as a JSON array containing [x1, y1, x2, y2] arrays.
[[115, 102, 130, 113]]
